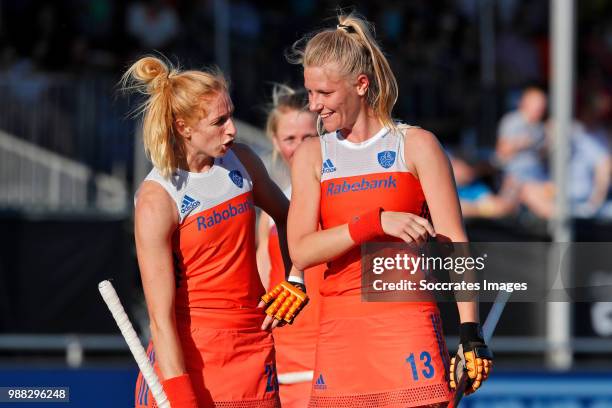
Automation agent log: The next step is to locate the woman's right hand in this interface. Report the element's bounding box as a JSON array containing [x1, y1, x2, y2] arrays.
[[380, 211, 436, 244]]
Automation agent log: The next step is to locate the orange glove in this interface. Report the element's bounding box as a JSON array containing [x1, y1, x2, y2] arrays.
[[261, 280, 309, 324], [450, 323, 493, 395]]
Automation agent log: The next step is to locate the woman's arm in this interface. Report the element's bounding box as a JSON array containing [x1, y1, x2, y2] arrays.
[[287, 138, 357, 270], [405, 128, 478, 324], [233, 143, 293, 277], [134, 181, 188, 378], [256, 211, 272, 289]]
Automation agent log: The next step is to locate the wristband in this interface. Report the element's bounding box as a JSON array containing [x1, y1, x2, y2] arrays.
[[287, 275, 304, 285], [162, 373, 198, 408], [348, 207, 385, 245], [459, 322, 484, 344], [459, 322, 493, 359], [287, 276, 306, 294]]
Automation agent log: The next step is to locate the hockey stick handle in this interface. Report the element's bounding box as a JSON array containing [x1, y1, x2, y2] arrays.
[[98, 280, 170, 408], [278, 370, 314, 384], [482, 290, 511, 343]]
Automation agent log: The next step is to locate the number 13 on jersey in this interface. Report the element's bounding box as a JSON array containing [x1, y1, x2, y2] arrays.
[[406, 351, 435, 380]]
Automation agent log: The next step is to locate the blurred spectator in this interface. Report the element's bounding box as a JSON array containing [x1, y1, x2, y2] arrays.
[[450, 151, 516, 218], [0, 0, 608, 201], [577, 67, 612, 149], [520, 122, 611, 219], [568, 125, 611, 217], [496, 87, 548, 200], [126, 0, 179, 51]]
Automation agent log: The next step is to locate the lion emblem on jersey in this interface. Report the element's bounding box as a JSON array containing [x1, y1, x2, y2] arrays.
[[229, 170, 244, 188], [377, 151, 396, 169]]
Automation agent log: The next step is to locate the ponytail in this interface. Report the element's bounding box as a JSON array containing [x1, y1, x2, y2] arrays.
[[290, 12, 398, 131], [120, 55, 227, 178]]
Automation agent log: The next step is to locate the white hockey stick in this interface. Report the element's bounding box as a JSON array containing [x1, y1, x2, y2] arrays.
[[277, 370, 314, 385], [448, 289, 511, 407], [98, 280, 170, 408]]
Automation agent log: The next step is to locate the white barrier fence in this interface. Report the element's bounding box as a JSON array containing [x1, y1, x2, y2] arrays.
[[0, 130, 127, 212]]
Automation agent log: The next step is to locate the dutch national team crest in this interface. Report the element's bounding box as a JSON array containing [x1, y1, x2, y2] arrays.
[[377, 151, 396, 169], [229, 170, 244, 188]]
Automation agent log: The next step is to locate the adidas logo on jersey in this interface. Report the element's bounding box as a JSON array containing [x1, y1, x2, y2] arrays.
[[314, 374, 327, 390], [180, 195, 201, 215], [322, 159, 337, 174]]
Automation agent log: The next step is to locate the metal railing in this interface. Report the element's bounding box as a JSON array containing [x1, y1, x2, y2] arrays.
[[0, 130, 127, 212], [1, 334, 611, 368]]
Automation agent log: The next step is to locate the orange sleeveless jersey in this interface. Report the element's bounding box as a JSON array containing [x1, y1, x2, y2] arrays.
[[136, 149, 280, 407], [319, 126, 429, 296], [143, 149, 264, 311]]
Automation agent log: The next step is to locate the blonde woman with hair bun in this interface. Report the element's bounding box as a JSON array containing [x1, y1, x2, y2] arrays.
[[280, 12, 494, 407], [256, 84, 324, 407], [123, 56, 297, 408]]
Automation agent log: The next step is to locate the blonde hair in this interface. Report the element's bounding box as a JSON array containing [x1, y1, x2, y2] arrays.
[[264, 84, 312, 163], [120, 56, 228, 178], [290, 12, 398, 131]]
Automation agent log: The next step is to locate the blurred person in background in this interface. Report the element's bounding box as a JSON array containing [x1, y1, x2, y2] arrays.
[[449, 151, 517, 218], [126, 0, 179, 53], [256, 84, 317, 288], [256, 84, 324, 408], [578, 72, 612, 150], [122, 56, 292, 408], [284, 12, 492, 407], [496, 86, 549, 188], [495, 86, 549, 217], [520, 121, 611, 219]]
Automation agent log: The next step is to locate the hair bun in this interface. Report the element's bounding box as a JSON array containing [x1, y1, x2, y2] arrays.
[[132, 56, 171, 92], [133, 57, 168, 81]]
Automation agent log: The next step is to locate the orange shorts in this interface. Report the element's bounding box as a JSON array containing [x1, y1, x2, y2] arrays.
[[272, 264, 323, 373], [274, 303, 319, 401], [268, 226, 324, 407], [278, 381, 311, 408], [309, 295, 452, 408], [273, 266, 322, 408], [135, 308, 280, 408]]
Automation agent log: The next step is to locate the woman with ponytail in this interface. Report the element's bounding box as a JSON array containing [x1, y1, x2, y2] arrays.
[[123, 56, 293, 408], [283, 13, 493, 407], [256, 84, 324, 407]]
